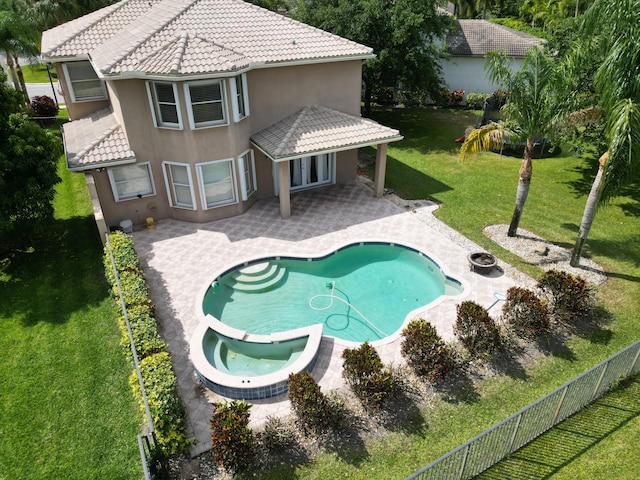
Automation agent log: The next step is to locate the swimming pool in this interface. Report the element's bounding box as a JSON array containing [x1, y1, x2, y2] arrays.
[[192, 241, 464, 399], [201, 242, 463, 343]]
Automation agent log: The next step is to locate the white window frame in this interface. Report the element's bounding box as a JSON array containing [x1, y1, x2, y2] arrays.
[[229, 74, 250, 122], [288, 153, 335, 192], [107, 162, 156, 202], [196, 158, 237, 209], [62, 61, 107, 102], [184, 79, 228, 129], [146, 81, 183, 129], [237, 149, 257, 201], [162, 161, 196, 210]]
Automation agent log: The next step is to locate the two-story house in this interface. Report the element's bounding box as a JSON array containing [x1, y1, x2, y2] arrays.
[[41, 0, 402, 236]]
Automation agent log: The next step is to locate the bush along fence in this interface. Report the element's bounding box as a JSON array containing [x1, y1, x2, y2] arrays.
[[405, 338, 640, 480], [103, 231, 189, 478]]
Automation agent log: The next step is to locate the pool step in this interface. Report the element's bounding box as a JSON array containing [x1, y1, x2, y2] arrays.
[[231, 263, 286, 292]]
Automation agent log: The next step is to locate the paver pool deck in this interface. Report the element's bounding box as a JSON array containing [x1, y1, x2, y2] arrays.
[[132, 178, 523, 456]]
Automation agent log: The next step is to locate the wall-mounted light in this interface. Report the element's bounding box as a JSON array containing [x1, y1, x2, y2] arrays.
[[95, 167, 105, 173]]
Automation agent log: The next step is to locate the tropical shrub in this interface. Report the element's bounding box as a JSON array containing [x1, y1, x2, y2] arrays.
[[401, 319, 456, 383], [450, 89, 465, 106], [537, 270, 594, 321], [396, 89, 424, 107], [210, 400, 253, 473], [258, 416, 296, 452], [288, 371, 330, 430], [104, 230, 140, 277], [342, 341, 396, 407], [489, 89, 510, 109], [129, 352, 189, 455], [454, 301, 502, 357], [502, 287, 550, 338], [111, 268, 153, 308], [117, 304, 166, 359], [465, 92, 490, 109], [30, 95, 59, 122]]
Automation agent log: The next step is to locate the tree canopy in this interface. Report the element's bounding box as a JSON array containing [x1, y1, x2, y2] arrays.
[[293, 0, 454, 116], [0, 69, 62, 250]]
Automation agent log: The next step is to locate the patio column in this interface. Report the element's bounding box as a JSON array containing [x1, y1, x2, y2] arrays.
[[373, 142, 389, 198], [277, 161, 291, 219]]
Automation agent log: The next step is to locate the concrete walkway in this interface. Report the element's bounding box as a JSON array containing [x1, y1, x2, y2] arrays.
[[132, 178, 521, 456]]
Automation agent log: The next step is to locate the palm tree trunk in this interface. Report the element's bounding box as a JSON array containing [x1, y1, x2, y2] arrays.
[[507, 139, 534, 237], [4, 48, 20, 91], [570, 151, 608, 267], [13, 54, 29, 103]]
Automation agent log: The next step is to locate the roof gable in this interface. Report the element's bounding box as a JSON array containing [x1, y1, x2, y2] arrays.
[[447, 20, 544, 58], [42, 0, 373, 77]]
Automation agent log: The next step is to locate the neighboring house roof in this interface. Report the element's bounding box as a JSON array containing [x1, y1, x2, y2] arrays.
[[251, 105, 403, 162], [63, 108, 136, 171], [41, 0, 374, 77], [447, 20, 544, 58]]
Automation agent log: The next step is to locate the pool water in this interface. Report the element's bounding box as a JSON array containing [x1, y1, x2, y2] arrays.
[[202, 243, 461, 343], [203, 330, 307, 377]]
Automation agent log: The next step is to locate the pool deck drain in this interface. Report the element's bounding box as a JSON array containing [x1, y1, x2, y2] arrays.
[[132, 178, 524, 456]]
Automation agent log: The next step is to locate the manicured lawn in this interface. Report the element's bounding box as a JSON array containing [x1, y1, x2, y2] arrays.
[[244, 107, 640, 479], [20, 63, 55, 83], [0, 159, 141, 479]]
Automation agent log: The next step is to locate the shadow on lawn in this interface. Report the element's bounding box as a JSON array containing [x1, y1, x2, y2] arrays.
[[383, 154, 453, 199], [0, 216, 107, 326], [475, 374, 640, 479]]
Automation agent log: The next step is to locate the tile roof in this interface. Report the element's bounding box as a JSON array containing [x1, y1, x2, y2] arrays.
[[62, 108, 136, 170], [447, 20, 544, 57], [250, 105, 403, 162], [41, 0, 373, 77]]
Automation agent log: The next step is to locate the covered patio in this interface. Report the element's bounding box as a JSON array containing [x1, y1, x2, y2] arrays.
[[251, 105, 403, 218]]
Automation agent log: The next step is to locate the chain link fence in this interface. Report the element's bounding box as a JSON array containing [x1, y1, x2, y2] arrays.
[[406, 339, 640, 480]]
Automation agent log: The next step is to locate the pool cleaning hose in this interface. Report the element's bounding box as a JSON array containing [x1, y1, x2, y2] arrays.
[[309, 281, 387, 339]]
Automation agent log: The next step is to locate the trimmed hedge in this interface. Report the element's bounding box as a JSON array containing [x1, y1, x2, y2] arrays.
[[104, 230, 188, 456], [130, 352, 189, 455]]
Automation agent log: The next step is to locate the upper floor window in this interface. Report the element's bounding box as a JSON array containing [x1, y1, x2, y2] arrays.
[[147, 82, 182, 129], [107, 163, 155, 201], [162, 162, 196, 209], [184, 80, 227, 129], [62, 61, 107, 102], [230, 74, 250, 122]]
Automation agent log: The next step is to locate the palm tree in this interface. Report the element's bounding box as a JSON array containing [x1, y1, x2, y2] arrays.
[[0, 11, 39, 102], [460, 47, 566, 237], [569, 0, 640, 266]]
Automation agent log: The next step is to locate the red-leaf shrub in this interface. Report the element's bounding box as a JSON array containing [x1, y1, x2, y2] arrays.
[[401, 319, 457, 383], [502, 287, 550, 338], [454, 301, 502, 357]]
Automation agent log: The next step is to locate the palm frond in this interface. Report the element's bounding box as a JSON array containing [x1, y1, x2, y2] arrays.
[[600, 98, 640, 203], [459, 122, 511, 161]]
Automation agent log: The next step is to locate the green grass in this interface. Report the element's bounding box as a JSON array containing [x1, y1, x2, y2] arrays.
[[20, 63, 56, 84], [0, 159, 141, 479], [243, 107, 640, 479]]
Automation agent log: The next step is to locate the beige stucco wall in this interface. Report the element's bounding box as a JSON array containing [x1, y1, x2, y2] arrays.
[[54, 64, 110, 120], [65, 59, 365, 229]]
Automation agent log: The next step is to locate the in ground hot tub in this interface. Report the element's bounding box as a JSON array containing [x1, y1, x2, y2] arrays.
[[190, 315, 323, 400]]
